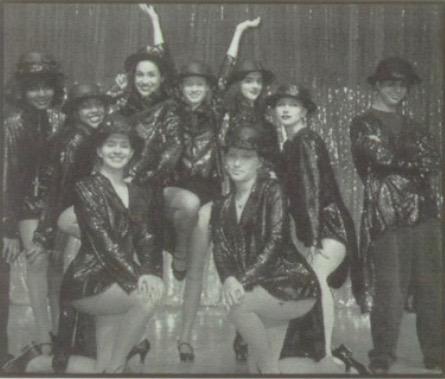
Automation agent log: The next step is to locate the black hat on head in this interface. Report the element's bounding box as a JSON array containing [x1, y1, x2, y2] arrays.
[[229, 60, 275, 86], [15, 51, 63, 78], [63, 83, 112, 114], [266, 84, 317, 114], [95, 113, 143, 155], [367, 57, 421, 86], [177, 61, 216, 86], [124, 46, 165, 74], [225, 122, 268, 157]]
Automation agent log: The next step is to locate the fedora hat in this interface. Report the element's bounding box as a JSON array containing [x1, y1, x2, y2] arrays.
[[367, 57, 421, 86], [229, 60, 274, 85], [15, 51, 62, 78], [63, 83, 112, 114], [177, 61, 216, 86], [266, 84, 317, 114]]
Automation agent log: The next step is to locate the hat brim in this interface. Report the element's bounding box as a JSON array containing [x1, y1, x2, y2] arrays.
[[62, 94, 113, 114], [228, 69, 275, 86], [367, 73, 421, 86], [176, 72, 217, 87], [124, 52, 164, 73], [266, 93, 317, 114]]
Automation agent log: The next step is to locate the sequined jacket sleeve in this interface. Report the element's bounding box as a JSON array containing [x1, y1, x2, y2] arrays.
[[132, 186, 163, 278], [217, 55, 237, 93], [130, 100, 183, 186], [240, 181, 286, 289], [350, 114, 439, 177], [2, 114, 23, 238], [73, 180, 138, 291]]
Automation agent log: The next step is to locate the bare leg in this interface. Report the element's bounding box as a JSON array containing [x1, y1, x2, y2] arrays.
[[311, 238, 346, 357], [164, 187, 200, 273], [19, 220, 52, 354], [179, 202, 212, 345], [47, 235, 65, 335], [95, 314, 122, 372], [72, 282, 164, 373], [228, 286, 316, 374]]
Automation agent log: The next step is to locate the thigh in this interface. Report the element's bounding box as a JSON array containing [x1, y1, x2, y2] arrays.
[[312, 238, 346, 279], [71, 283, 136, 316], [19, 219, 39, 249], [164, 187, 200, 215], [236, 286, 316, 324]]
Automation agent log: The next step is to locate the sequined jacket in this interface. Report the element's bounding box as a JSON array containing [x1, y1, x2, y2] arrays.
[[33, 120, 99, 249], [279, 128, 358, 289], [350, 109, 440, 310], [211, 177, 319, 302], [2, 106, 65, 238], [62, 173, 163, 300]]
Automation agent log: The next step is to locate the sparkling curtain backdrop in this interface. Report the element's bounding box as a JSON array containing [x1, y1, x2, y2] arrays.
[[4, 3, 443, 306]]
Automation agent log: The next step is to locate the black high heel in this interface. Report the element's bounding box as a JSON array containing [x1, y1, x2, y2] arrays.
[[177, 341, 194, 362], [332, 344, 369, 374], [1, 342, 46, 373], [233, 333, 248, 362], [171, 257, 187, 281], [127, 339, 151, 364]]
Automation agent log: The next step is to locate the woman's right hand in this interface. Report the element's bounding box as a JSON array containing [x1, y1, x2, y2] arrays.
[[236, 17, 261, 32], [2, 237, 21, 263], [138, 274, 164, 304], [223, 276, 245, 308], [114, 73, 128, 91], [138, 4, 159, 21]]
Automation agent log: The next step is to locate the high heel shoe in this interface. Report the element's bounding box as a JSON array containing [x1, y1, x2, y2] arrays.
[[127, 339, 151, 364], [332, 344, 369, 374], [177, 341, 194, 362], [233, 333, 248, 362], [1, 342, 47, 373], [171, 256, 187, 281]]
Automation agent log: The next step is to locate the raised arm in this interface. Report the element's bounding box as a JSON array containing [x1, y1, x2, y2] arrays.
[[218, 17, 261, 92], [138, 4, 164, 46]]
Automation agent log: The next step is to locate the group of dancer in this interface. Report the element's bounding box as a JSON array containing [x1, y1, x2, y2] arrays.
[[1, 4, 442, 375]]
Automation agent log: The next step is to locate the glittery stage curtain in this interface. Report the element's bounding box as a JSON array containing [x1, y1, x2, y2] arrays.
[[3, 3, 443, 306]]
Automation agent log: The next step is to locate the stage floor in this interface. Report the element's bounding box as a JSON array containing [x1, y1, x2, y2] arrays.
[[7, 302, 443, 376]]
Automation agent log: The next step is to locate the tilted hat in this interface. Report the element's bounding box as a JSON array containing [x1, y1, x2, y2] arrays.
[[266, 84, 317, 114], [225, 122, 268, 156], [367, 57, 421, 86], [177, 61, 216, 86], [15, 51, 62, 77], [63, 83, 112, 114], [95, 113, 143, 154], [229, 59, 275, 85], [124, 46, 165, 73]]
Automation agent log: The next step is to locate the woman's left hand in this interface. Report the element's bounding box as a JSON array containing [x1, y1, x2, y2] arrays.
[[138, 274, 164, 303], [25, 242, 45, 264]]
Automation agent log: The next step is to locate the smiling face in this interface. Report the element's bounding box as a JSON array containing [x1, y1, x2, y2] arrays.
[[375, 79, 408, 108], [274, 97, 308, 128], [181, 75, 210, 107], [134, 60, 163, 98], [225, 147, 261, 184], [97, 133, 134, 172], [24, 80, 55, 110], [76, 98, 106, 129], [240, 71, 263, 103]]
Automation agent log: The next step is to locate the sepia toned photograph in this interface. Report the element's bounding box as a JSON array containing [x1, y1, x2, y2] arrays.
[[1, 1, 443, 377]]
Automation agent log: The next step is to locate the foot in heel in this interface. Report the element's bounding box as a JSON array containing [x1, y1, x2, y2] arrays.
[[127, 339, 151, 364], [233, 333, 248, 362], [177, 341, 194, 362]]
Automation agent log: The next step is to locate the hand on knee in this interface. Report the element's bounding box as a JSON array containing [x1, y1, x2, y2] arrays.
[[26, 250, 49, 272], [135, 275, 165, 312]]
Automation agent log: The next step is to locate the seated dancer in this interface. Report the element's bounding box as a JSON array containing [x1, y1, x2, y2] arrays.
[[6, 114, 164, 374], [2, 51, 66, 355], [267, 84, 359, 364], [211, 123, 319, 374]]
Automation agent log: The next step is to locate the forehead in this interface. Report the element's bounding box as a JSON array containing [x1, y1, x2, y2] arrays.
[[102, 133, 130, 144], [275, 97, 302, 107], [182, 75, 208, 86], [242, 71, 263, 81], [227, 147, 258, 156], [135, 60, 161, 73], [25, 79, 54, 90], [78, 97, 105, 108], [377, 79, 408, 88]]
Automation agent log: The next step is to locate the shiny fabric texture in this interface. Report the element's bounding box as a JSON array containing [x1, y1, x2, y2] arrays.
[[33, 121, 99, 249], [211, 177, 319, 302], [280, 127, 358, 289], [2, 106, 65, 238], [349, 109, 440, 311]]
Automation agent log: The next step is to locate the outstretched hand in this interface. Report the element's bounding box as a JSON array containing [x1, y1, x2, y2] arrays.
[[138, 4, 159, 20], [237, 17, 261, 31], [2, 237, 21, 264]]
